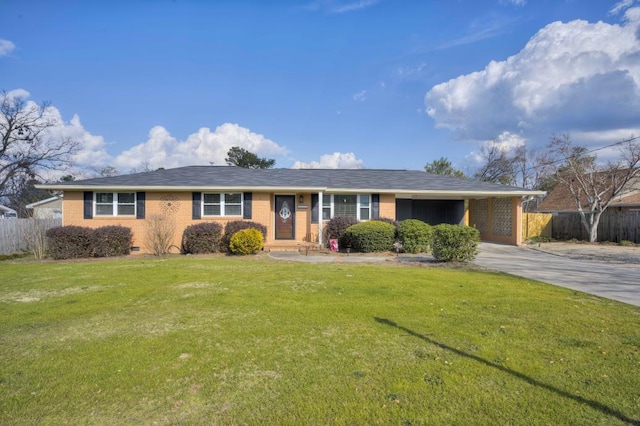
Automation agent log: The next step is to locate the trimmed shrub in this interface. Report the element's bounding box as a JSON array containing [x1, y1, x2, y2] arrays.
[[93, 226, 133, 257], [229, 228, 264, 255], [182, 222, 223, 254], [325, 216, 359, 249], [396, 219, 432, 254], [373, 217, 398, 227], [344, 221, 396, 253], [46, 226, 95, 260], [431, 224, 480, 262], [222, 221, 267, 252]]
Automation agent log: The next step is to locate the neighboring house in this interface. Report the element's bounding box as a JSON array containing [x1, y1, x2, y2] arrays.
[[26, 195, 63, 219], [0, 205, 17, 218], [38, 166, 543, 254], [537, 181, 640, 213]]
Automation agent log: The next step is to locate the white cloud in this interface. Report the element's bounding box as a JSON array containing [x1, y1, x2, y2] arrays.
[[307, 0, 379, 14], [500, 0, 526, 6], [467, 131, 526, 164], [397, 63, 427, 79], [291, 152, 364, 169], [426, 11, 640, 148], [0, 39, 15, 56], [2, 90, 111, 181], [114, 123, 288, 170], [352, 90, 367, 101], [610, 0, 635, 15]]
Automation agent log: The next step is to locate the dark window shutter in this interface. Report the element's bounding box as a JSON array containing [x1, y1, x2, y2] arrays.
[[192, 192, 201, 219], [136, 192, 145, 219], [311, 194, 319, 223], [83, 192, 93, 219], [372, 194, 380, 219], [243, 192, 252, 219]]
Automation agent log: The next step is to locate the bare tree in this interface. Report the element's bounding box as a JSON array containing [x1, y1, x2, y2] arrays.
[[474, 144, 517, 185], [548, 134, 640, 242], [144, 214, 176, 256], [0, 91, 78, 201]]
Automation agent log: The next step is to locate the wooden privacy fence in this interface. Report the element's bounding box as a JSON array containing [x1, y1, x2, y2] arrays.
[[522, 213, 552, 240], [0, 218, 62, 255], [551, 210, 640, 243]]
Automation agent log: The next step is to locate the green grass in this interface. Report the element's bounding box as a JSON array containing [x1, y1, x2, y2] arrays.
[[1, 255, 639, 425]]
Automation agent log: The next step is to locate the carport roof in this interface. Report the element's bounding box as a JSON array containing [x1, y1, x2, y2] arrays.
[[39, 166, 544, 198]]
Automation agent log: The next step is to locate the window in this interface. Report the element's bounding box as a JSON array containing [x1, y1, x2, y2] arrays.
[[95, 192, 136, 216], [202, 193, 243, 216], [323, 194, 371, 221], [322, 195, 331, 220]]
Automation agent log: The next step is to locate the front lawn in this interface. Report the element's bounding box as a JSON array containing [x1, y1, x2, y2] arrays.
[[1, 256, 639, 425]]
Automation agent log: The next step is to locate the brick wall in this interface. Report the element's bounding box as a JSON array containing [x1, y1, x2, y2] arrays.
[[63, 190, 401, 254]]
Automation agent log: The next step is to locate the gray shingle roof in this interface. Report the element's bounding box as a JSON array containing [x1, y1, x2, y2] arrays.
[[40, 166, 543, 197]]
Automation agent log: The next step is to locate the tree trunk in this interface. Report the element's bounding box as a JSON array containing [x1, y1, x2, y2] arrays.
[[579, 210, 601, 242]]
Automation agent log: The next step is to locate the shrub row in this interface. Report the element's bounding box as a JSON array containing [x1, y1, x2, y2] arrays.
[[182, 220, 267, 255], [46, 225, 132, 260], [324, 216, 479, 262]]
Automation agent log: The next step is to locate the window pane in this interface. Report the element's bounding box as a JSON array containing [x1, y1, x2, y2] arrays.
[[118, 205, 135, 216], [118, 193, 135, 203], [204, 205, 221, 216], [322, 196, 331, 208], [334, 194, 357, 217], [322, 208, 331, 220], [360, 207, 370, 220], [204, 193, 220, 204], [96, 193, 113, 203], [360, 194, 370, 206], [96, 205, 113, 215], [225, 193, 241, 204], [225, 205, 242, 216]]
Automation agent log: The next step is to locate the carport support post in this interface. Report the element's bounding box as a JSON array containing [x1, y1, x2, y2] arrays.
[[318, 192, 323, 246]]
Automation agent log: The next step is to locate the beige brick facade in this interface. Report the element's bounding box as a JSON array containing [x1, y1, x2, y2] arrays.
[[63, 190, 400, 254]]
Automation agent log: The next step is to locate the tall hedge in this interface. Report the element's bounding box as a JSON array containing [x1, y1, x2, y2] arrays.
[[46, 226, 95, 260], [221, 221, 267, 252], [93, 225, 133, 257], [182, 222, 223, 254], [431, 224, 480, 262], [46, 225, 134, 260], [396, 219, 432, 254], [344, 221, 396, 253]]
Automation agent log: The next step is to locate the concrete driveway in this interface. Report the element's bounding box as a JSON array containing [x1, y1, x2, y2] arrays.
[[474, 243, 640, 307]]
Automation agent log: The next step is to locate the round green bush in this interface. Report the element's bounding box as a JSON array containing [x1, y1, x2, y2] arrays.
[[229, 228, 264, 255], [221, 221, 267, 252], [396, 219, 432, 254], [431, 224, 480, 262], [325, 216, 359, 249], [344, 221, 396, 253]]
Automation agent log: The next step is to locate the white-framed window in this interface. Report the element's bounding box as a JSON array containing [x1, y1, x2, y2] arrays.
[[95, 192, 136, 216], [202, 193, 243, 217], [323, 194, 371, 221]]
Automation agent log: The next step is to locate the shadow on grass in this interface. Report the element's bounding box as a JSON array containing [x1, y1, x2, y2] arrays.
[[373, 317, 639, 426]]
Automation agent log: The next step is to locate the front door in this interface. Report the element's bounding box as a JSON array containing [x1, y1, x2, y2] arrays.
[[275, 195, 295, 240]]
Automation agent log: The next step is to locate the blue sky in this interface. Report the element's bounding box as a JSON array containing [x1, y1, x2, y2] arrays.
[[1, 0, 639, 176]]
